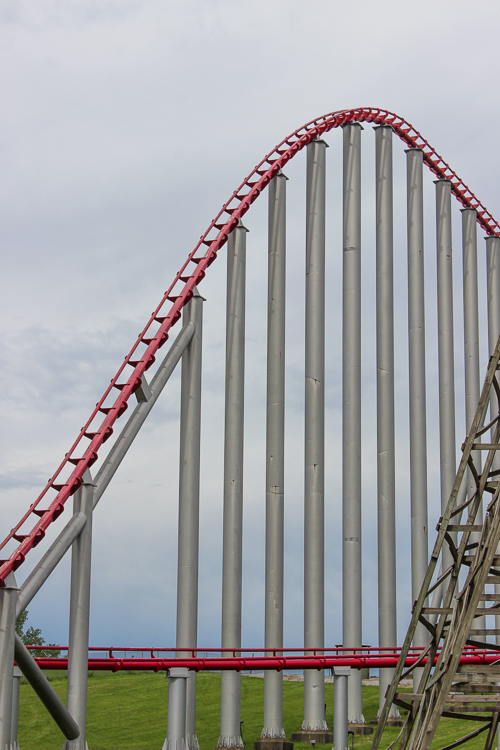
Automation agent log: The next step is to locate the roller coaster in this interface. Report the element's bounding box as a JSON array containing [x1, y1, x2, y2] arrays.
[[1, 107, 499, 750]]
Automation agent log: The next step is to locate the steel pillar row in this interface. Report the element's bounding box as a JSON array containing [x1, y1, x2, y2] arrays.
[[261, 173, 288, 743], [406, 147, 429, 692], [218, 222, 248, 750], [342, 122, 366, 728], [374, 125, 400, 722], [175, 290, 204, 750]]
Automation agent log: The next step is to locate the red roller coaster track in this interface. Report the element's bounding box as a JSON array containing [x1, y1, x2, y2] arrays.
[[1, 107, 499, 586], [22, 645, 500, 673]]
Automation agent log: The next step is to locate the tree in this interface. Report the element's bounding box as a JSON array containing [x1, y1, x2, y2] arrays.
[[15, 610, 61, 658]]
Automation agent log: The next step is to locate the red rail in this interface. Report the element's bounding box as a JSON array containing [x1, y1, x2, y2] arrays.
[[1, 108, 499, 585], [25, 645, 500, 672]]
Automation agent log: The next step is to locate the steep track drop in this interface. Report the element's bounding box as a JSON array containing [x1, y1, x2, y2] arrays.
[[1, 107, 499, 586]]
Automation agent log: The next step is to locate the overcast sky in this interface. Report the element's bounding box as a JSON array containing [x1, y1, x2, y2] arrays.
[[1, 0, 499, 655]]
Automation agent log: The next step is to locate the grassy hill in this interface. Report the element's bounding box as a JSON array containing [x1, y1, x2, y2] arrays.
[[17, 671, 489, 749]]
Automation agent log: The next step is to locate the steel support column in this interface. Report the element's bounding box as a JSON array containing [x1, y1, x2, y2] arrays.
[[302, 138, 328, 734], [176, 289, 204, 750], [10, 667, 21, 750], [63, 473, 94, 750], [333, 667, 350, 750], [0, 573, 17, 750], [374, 125, 399, 720], [262, 172, 287, 740], [435, 180, 456, 574], [462, 209, 485, 632], [462, 209, 481, 438], [163, 668, 189, 750], [342, 122, 365, 726], [218, 222, 247, 749], [176, 290, 204, 750], [406, 148, 429, 691]]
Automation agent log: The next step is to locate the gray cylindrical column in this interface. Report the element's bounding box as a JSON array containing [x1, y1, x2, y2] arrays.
[[374, 125, 399, 718], [218, 221, 247, 749], [462, 210, 481, 434], [262, 173, 287, 740], [0, 573, 17, 750], [163, 668, 189, 750], [63, 473, 94, 750], [462, 209, 485, 631], [342, 122, 365, 725], [333, 667, 350, 750], [435, 180, 456, 574], [10, 666, 21, 750], [177, 289, 204, 750], [406, 148, 429, 691], [303, 138, 327, 733]]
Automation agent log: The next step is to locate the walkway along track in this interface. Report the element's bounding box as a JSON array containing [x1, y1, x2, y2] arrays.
[[1, 107, 499, 586]]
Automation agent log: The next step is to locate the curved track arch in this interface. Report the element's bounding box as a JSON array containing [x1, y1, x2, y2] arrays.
[[1, 106, 499, 586]]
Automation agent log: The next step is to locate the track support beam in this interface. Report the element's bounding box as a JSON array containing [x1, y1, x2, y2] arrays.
[[176, 290, 204, 750], [260, 172, 288, 745], [94, 321, 196, 506], [406, 147, 429, 691], [342, 122, 367, 729], [374, 125, 400, 722], [435, 179, 457, 573], [163, 668, 190, 750], [63, 473, 94, 750], [462, 208, 485, 632], [333, 667, 350, 750], [302, 138, 328, 735], [14, 635, 80, 740], [0, 573, 18, 750], [218, 221, 247, 750]]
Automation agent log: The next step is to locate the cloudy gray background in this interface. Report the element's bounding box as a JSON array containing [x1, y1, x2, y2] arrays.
[[1, 0, 499, 654]]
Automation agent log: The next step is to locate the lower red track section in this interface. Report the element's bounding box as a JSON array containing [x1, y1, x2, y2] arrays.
[[26, 646, 500, 673]]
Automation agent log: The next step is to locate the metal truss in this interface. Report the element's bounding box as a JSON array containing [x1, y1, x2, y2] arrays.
[[373, 335, 500, 750]]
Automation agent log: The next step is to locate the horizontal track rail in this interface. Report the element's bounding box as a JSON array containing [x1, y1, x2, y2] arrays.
[[23, 645, 500, 673], [26, 652, 500, 673]]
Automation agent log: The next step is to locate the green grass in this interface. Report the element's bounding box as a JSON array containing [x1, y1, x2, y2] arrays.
[[17, 672, 493, 750]]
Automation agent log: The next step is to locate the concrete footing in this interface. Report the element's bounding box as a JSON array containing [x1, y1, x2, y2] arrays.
[[348, 723, 373, 736], [254, 740, 294, 750], [290, 730, 333, 744]]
